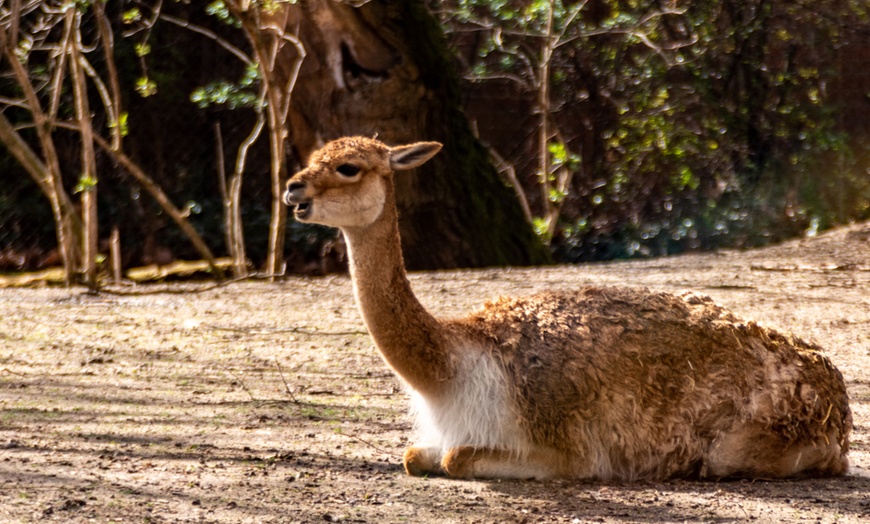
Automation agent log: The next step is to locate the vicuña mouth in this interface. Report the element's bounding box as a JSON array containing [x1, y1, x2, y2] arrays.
[[294, 201, 312, 220]]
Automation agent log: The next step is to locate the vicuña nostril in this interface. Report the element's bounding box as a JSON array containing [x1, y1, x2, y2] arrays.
[[287, 181, 305, 192]]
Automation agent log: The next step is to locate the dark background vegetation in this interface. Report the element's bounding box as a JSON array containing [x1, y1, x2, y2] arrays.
[[1, 0, 868, 274]]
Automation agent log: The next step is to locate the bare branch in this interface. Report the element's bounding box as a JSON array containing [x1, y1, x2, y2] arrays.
[[74, 130, 225, 279], [222, 366, 260, 403], [1, 6, 85, 283], [0, 95, 30, 109], [214, 122, 228, 204], [123, 0, 163, 38], [555, 0, 588, 45], [488, 145, 533, 225], [47, 7, 73, 122], [235, 83, 267, 180], [274, 358, 298, 403], [489, 28, 537, 86], [2, 23, 64, 188], [78, 56, 116, 132], [0, 110, 52, 193], [8, 0, 21, 48], [555, 8, 692, 50], [462, 72, 531, 91], [339, 432, 400, 459], [264, 23, 306, 123], [159, 12, 253, 65], [93, 0, 123, 150]]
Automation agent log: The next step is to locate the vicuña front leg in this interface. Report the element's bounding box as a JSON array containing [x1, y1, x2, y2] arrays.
[[403, 445, 444, 477], [440, 447, 564, 480]]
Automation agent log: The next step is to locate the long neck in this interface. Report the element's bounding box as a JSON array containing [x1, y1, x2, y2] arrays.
[[341, 183, 454, 398]]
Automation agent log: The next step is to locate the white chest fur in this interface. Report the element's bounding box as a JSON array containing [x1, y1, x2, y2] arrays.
[[408, 350, 528, 455]]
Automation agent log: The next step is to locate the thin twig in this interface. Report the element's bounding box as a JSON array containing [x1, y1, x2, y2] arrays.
[[487, 145, 533, 224], [274, 358, 298, 403], [223, 366, 259, 403], [231, 81, 267, 192], [0, 96, 30, 109], [95, 274, 269, 296], [262, 22, 306, 122], [159, 13, 252, 65], [47, 11, 73, 121], [78, 56, 116, 136], [340, 433, 401, 459], [205, 323, 367, 337], [214, 122, 228, 203]]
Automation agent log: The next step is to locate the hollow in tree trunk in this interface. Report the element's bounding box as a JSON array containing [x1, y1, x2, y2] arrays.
[[275, 0, 550, 269]]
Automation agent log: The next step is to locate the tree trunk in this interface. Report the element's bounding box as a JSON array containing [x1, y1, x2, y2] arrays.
[[69, 9, 99, 290], [0, 111, 81, 284], [0, 24, 82, 284], [223, 1, 305, 279], [281, 0, 550, 269], [215, 122, 250, 279]]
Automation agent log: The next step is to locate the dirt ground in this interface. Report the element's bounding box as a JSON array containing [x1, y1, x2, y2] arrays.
[[1, 222, 869, 524]]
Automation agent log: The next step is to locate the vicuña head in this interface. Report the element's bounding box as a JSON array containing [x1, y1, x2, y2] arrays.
[[283, 136, 441, 229], [283, 136, 851, 481]]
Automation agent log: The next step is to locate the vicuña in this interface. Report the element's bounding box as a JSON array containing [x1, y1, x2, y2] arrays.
[[283, 136, 851, 480]]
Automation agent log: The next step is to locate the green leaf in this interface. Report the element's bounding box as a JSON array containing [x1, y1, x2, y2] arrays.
[[135, 77, 158, 98], [122, 8, 142, 24], [240, 63, 261, 87], [190, 81, 258, 110], [532, 217, 550, 238], [134, 42, 151, 58], [109, 112, 129, 137], [677, 166, 699, 190], [471, 62, 488, 78], [205, 1, 241, 27], [548, 141, 567, 163], [548, 187, 567, 203], [74, 174, 98, 194]]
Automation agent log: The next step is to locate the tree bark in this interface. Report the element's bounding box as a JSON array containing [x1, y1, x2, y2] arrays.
[[69, 9, 99, 290], [223, 1, 304, 279], [215, 120, 255, 279], [281, 0, 550, 269]]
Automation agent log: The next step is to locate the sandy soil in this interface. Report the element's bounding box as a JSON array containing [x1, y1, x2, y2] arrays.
[[1, 222, 869, 523]]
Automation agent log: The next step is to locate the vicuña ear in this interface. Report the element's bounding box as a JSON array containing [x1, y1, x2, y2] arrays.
[[389, 142, 442, 171]]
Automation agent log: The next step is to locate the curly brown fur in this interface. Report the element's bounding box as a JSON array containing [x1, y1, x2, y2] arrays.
[[454, 288, 850, 479]]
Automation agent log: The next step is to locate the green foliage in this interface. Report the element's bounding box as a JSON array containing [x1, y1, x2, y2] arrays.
[[134, 42, 151, 58], [74, 174, 98, 194], [216, 0, 298, 17], [205, 1, 239, 26], [548, 141, 580, 170], [190, 64, 260, 109], [109, 112, 130, 137], [531, 216, 550, 238], [439, 0, 870, 261], [122, 8, 142, 25], [2, 0, 865, 272], [135, 76, 158, 97]]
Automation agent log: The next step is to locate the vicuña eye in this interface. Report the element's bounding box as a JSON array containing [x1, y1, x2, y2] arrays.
[[336, 164, 361, 177]]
